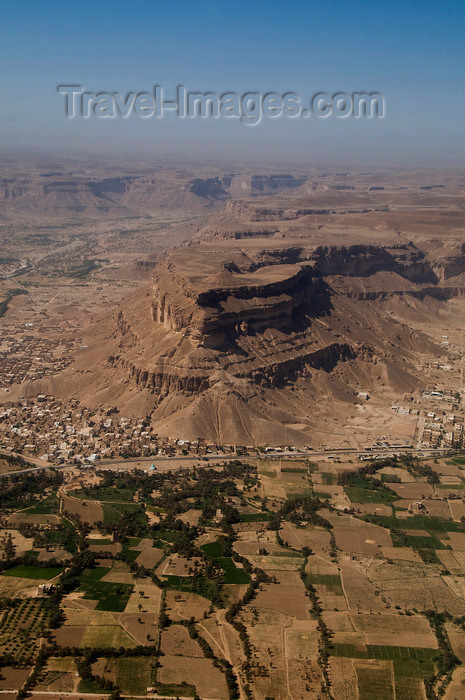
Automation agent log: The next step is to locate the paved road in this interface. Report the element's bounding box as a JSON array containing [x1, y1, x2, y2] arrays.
[[0, 693, 209, 700], [0, 447, 452, 478]]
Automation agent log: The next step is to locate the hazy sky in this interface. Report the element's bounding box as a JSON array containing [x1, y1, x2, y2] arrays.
[[1, 0, 464, 166]]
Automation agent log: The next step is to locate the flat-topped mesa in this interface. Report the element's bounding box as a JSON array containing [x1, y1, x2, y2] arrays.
[[151, 255, 329, 348]]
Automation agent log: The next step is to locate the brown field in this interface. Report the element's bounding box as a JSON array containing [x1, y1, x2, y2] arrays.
[[88, 543, 121, 555], [158, 655, 228, 699], [442, 576, 465, 600], [252, 570, 311, 619], [329, 657, 359, 700], [400, 528, 432, 538], [379, 546, 422, 562], [235, 529, 280, 545], [339, 561, 387, 613], [37, 667, 77, 693], [52, 625, 85, 647], [0, 529, 33, 555], [351, 611, 437, 647], [448, 499, 465, 521], [156, 553, 203, 577], [221, 583, 249, 607], [351, 503, 393, 517], [198, 613, 245, 668], [445, 622, 465, 663], [423, 500, 452, 518], [444, 666, 465, 700], [165, 590, 210, 622], [124, 581, 161, 614], [285, 617, 326, 697], [240, 608, 290, 700], [62, 493, 103, 524], [116, 612, 158, 645], [448, 550, 465, 572], [437, 550, 465, 575], [160, 624, 203, 657], [430, 462, 463, 476], [442, 532, 465, 550], [35, 656, 77, 694], [279, 521, 331, 551], [243, 551, 304, 571], [0, 575, 47, 597], [0, 668, 31, 691], [178, 508, 202, 525], [135, 546, 164, 568], [389, 482, 435, 499], [260, 475, 287, 499], [242, 608, 324, 699], [37, 548, 72, 561], [333, 524, 392, 556], [366, 560, 465, 615]]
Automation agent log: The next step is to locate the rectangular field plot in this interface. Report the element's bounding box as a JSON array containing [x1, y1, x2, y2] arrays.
[[124, 581, 162, 614], [82, 625, 137, 649], [116, 656, 153, 695], [1, 565, 63, 580], [355, 660, 395, 700], [331, 642, 438, 664], [305, 573, 344, 595], [78, 570, 133, 612]]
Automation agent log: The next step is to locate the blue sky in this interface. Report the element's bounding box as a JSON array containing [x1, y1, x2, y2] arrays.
[[1, 0, 464, 165]]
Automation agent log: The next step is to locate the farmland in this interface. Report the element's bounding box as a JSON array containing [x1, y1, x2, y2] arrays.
[[0, 454, 464, 697]]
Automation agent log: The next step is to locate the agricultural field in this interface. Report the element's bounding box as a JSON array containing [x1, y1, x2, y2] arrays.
[[0, 455, 464, 697]]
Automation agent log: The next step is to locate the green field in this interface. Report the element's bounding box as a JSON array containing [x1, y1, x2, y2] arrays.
[[217, 556, 250, 584], [1, 565, 63, 580], [356, 661, 394, 700], [23, 493, 59, 514], [344, 485, 396, 504], [78, 569, 133, 611], [331, 643, 438, 663], [80, 566, 109, 581], [305, 572, 344, 595], [43, 524, 78, 554], [71, 486, 136, 502], [201, 541, 250, 584], [102, 502, 147, 526], [116, 657, 152, 694], [370, 514, 465, 534], [163, 575, 219, 599], [121, 543, 140, 561]]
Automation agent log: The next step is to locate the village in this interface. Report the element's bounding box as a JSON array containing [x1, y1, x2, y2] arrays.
[[0, 395, 245, 465]]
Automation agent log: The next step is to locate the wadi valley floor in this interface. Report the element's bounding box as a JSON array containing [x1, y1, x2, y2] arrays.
[[1, 454, 465, 698]]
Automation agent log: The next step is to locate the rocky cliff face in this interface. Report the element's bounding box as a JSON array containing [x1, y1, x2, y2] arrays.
[[101, 237, 459, 409], [60, 231, 465, 445]]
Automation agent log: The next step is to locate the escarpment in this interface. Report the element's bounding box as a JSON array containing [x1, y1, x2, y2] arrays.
[[104, 236, 463, 403], [57, 230, 465, 445]]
